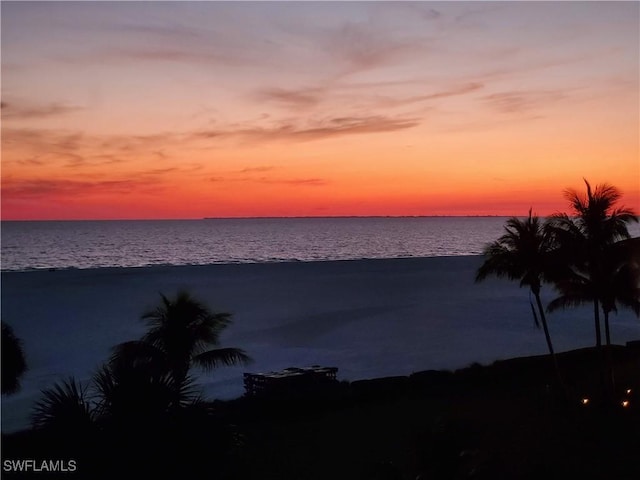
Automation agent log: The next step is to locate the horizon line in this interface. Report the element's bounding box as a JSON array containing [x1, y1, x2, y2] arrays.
[[2, 214, 533, 222]]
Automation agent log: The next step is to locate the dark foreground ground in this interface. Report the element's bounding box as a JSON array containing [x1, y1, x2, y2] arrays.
[[2, 344, 639, 479]]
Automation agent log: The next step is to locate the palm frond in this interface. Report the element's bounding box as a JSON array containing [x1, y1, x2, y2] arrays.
[[615, 296, 640, 317], [110, 340, 168, 372], [172, 374, 204, 408], [563, 186, 587, 216], [31, 377, 94, 431], [193, 348, 252, 371], [195, 311, 232, 339], [475, 242, 522, 282], [476, 211, 548, 290], [1, 322, 28, 395], [547, 293, 593, 313], [93, 361, 201, 421]]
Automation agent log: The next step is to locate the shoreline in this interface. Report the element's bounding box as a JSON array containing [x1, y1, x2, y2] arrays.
[[2, 255, 639, 433], [2, 215, 512, 223], [1, 253, 479, 274]]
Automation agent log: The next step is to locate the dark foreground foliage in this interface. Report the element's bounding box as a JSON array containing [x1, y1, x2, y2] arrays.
[[1, 321, 28, 395], [3, 344, 639, 479]]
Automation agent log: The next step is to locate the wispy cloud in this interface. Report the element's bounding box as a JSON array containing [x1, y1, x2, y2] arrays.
[[1, 178, 152, 197], [368, 82, 485, 109], [255, 81, 484, 113], [255, 87, 326, 110], [2, 163, 185, 199], [2, 127, 183, 169], [144, 167, 179, 176], [210, 176, 328, 187], [267, 178, 327, 187], [239, 166, 276, 173], [454, 4, 504, 24], [3, 128, 85, 156], [109, 19, 204, 41], [50, 12, 275, 70], [1, 101, 83, 120], [329, 21, 425, 71], [419, 82, 484, 101], [194, 115, 420, 143], [94, 47, 236, 66], [483, 90, 568, 114]]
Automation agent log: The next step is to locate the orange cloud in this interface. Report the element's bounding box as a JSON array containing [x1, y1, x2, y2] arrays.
[[1, 101, 83, 120], [210, 176, 328, 187], [194, 115, 420, 143], [483, 90, 569, 114]]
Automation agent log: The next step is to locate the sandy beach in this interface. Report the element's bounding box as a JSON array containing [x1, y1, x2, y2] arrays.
[[2, 255, 639, 432]]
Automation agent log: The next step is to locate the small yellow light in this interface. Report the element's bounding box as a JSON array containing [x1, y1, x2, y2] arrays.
[[626, 389, 632, 395], [581, 398, 590, 405], [621, 400, 630, 408]]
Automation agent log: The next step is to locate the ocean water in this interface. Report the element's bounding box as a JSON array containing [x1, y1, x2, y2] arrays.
[[1, 217, 512, 271], [2, 218, 639, 433]]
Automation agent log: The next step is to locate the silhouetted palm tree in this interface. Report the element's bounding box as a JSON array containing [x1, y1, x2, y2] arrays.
[[1, 321, 27, 395], [600, 238, 640, 332], [112, 290, 251, 407], [546, 180, 638, 348], [31, 377, 94, 432], [476, 210, 561, 380], [548, 237, 640, 346], [93, 356, 201, 428]]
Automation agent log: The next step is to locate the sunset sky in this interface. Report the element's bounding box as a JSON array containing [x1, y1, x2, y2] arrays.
[[2, 1, 638, 220]]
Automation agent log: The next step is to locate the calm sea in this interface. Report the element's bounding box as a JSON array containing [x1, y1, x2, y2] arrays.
[[0, 217, 509, 271], [3, 217, 639, 272]]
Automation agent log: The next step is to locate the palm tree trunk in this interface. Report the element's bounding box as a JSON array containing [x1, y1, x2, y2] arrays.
[[534, 292, 563, 387], [534, 293, 555, 356], [603, 310, 612, 347], [593, 299, 602, 348], [593, 299, 610, 403], [603, 309, 615, 400]]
